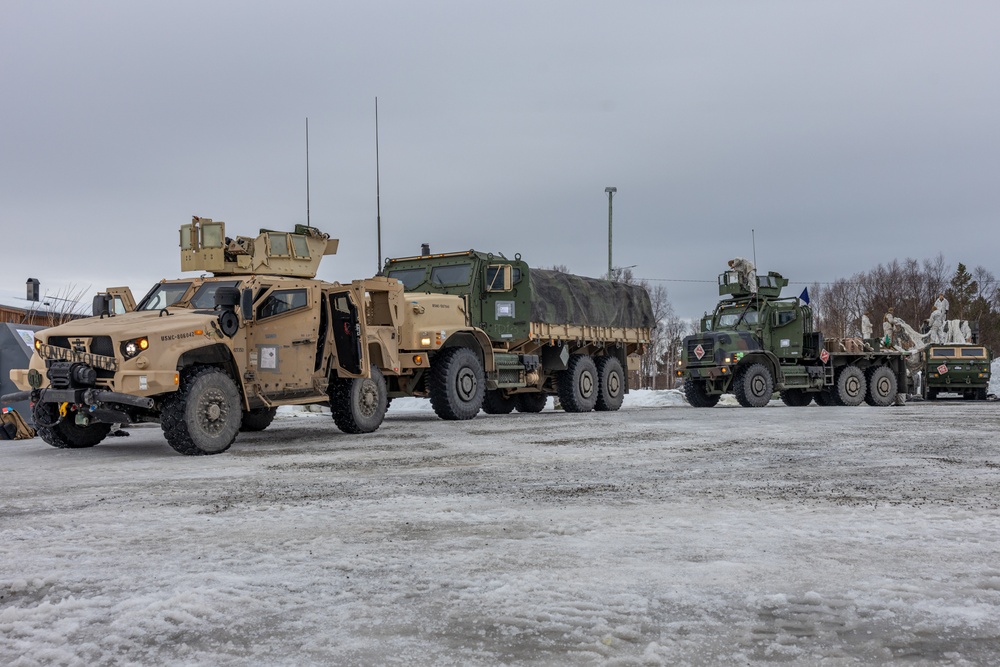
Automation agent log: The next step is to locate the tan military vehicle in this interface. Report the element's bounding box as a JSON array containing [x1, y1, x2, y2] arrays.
[[6, 218, 409, 455]]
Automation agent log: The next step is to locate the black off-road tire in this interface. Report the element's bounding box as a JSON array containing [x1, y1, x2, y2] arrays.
[[32, 401, 111, 449], [864, 365, 897, 407], [514, 392, 548, 413], [733, 363, 773, 408], [595, 356, 625, 412], [160, 366, 242, 455], [780, 388, 813, 407], [240, 407, 277, 432], [684, 378, 721, 408], [330, 366, 388, 433], [482, 390, 516, 415], [429, 347, 486, 420], [814, 389, 837, 406], [833, 365, 866, 407], [558, 355, 598, 413]]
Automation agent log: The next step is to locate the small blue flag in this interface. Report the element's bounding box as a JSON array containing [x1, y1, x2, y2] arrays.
[[799, 287, 810, 305]]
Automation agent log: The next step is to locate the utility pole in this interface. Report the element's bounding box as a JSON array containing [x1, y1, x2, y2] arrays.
[[605, 186, 617, 279]]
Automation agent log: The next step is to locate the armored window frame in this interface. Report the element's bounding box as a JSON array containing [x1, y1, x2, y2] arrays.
[[268, 233, 291, 257], [486, 265, 512, 292], [180, 224, 196, 250], [256, 288, 308, 320], [291, 234, 310, 259], [930, 347, 956, 358], [960, 347, 987, 358], [200, 222, 226, 249]]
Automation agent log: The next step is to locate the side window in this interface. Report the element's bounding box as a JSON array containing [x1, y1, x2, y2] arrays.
[[256, 289, 308, 320], [486, 265, 512, 291], [112, 297, 128, 315], [775, 310, 796, 326]]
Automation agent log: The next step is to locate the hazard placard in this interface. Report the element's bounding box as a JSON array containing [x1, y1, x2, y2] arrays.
[[694, 344, 705, 360], [937, 364, 948, 375], [819, 349, 830, 364]]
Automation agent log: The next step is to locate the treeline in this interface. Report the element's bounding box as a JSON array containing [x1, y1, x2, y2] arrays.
[[808, 256, 1000, 351]]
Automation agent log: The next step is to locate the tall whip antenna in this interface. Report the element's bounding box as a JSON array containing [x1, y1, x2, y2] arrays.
[[375, 97, 383, 274], [751, 228, 757, 274], [305, 117, 311, 229]]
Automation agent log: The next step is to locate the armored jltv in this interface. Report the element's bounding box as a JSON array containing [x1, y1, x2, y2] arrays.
[[4, 218, 399, 454], [679, 267, 907, 408]]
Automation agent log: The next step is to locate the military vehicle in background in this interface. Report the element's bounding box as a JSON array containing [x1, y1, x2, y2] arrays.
[[384, 247, 653, 416], [919, 343, 992, 400], [678, 268, 907, 408]]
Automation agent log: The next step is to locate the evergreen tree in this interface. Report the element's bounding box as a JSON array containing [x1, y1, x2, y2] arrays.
[[945, 263, 978, 320]]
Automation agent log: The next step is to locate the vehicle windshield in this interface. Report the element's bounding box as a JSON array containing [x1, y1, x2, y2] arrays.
[[717, 308, 758, 328], [387, 267, 427, 290], [137, 282, 192, 311], [430, 263, 472, 286], [190, 280, 241, 309]]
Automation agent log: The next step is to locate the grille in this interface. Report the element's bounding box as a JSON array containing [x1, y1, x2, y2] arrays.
[[90, 336, 114, 357]]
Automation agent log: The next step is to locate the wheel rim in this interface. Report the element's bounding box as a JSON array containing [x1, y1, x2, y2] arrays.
[[750, 373, 768, 397], [579, 370, 595, 398], [607, 370, 621, 397], [844, 374, 862, 398], [456, 366, 478, 402], [359, 379, 378, 417], [197, 388, 230, 435], [875, 375, 892, 397]]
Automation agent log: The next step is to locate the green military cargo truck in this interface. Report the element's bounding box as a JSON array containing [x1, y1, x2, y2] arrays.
[[384, 249, 653, 417], [920, 344, 992, 400], [678, 268, 907, 408]]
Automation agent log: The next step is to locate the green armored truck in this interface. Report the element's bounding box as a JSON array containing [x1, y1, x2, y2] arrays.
[[920, 344, 992, 400], [384, 248, 653, 416], [678, 269, 907, 408]]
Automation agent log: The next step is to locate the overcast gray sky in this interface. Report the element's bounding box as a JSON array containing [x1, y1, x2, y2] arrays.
[[2, 1, 998, 318]]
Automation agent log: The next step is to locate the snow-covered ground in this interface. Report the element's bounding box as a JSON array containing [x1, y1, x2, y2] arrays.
[[3, 395, 1000, 665]]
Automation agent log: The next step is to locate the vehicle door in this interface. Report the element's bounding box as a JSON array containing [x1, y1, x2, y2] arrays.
[[327, 289, 368, 378], [768, 304, 803, 359], [244, 283, 323, 397], [105, 287, 136, 314]]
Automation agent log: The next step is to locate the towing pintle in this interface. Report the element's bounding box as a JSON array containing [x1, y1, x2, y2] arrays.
[[180, 216, 339, 278]]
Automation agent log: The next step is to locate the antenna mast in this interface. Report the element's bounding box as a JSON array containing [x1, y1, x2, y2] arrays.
[[375, 97, 383, 274], [751, 228, 757, 273], [305, 117, 311, 229]]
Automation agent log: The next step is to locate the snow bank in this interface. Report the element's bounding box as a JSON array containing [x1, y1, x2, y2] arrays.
[[991, 358, 1000, 396]]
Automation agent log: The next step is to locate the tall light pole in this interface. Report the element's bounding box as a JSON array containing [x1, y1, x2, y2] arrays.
[[605, 186, 617, 279]]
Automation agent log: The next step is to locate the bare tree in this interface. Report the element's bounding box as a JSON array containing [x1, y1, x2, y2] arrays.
[[21, 283, 91, 327]]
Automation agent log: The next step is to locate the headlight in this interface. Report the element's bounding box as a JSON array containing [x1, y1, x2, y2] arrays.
[[121, 337, 149, 360], [34, 338, 42, 351]]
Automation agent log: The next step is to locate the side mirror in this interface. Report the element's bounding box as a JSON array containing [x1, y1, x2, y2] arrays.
[[92, 293, 112, 318]]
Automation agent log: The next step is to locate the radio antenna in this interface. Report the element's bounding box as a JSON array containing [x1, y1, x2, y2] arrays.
[[375, 97, 383, 274], [752, 228, 757, 273], [305, 117, 311, 229]]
